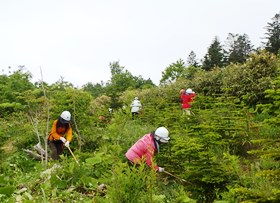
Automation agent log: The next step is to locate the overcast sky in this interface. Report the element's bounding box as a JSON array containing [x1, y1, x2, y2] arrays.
[[0, 0, 279, 87]]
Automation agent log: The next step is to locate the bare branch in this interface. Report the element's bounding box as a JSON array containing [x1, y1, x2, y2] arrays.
[[40, 67, 50, 166], [73, 100, 83, 152]]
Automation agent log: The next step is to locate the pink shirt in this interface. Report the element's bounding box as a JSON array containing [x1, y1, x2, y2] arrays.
[[125, 134, 159, 171]]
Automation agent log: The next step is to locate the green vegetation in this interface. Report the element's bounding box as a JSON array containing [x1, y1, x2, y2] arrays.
[[1, 12, 280, 203]]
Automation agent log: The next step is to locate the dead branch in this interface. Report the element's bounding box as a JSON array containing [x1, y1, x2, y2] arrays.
[[23, 149, 46, 160], [40, 67, 50, 166], [28, 111, 46, 163], [73, 100, 83, 152], [34, 143, 47, 156], [29, 112, 41, 145]]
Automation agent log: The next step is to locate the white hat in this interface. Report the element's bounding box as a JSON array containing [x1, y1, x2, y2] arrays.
[[154, 127, 170, 143], [60, 111, 71, 123], [186, 88, 193, 94]]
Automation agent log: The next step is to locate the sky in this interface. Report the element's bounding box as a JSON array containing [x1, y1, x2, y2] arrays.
[[0, 0, 279, 87]]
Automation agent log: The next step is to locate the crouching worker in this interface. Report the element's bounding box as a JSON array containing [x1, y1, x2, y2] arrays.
[[125, 127, 170, 172], [48, 111, 73, 160]]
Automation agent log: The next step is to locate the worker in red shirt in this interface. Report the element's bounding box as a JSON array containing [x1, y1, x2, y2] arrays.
[[181, 88, 196, 115]]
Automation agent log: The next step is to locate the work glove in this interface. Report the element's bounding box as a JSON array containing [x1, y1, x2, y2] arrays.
[[158, 167, 165, 172], [64, 141, 70, 148], [60, 137, 66, 143]]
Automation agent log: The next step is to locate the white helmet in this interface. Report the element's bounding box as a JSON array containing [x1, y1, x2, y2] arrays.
[[154, 127, 170, 143], [60, 111, 71, 123], [186, 88, 193, 94]]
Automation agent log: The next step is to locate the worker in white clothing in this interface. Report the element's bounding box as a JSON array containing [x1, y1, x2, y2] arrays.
[[130, 97, 142, 119]]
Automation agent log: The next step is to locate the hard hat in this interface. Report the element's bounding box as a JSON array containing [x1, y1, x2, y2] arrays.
[[134, 97, 138, 100], [186, 88, 193, 94], [60, 111, 71, 123], [154, 127, 170, 143]]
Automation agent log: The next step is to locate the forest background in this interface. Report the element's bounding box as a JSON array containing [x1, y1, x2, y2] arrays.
[[0, 12, 280, 203]]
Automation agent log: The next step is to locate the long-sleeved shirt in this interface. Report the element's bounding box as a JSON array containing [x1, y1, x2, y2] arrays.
[[48, 119, 72, 142], [181, 93, 196, 109], [130, 99, 142, 113], [125, 133, 159, 171]]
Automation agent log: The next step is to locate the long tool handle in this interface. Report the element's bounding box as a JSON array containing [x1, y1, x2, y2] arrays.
[[67, 146, 80, 165], [163, 170, 188, 183]]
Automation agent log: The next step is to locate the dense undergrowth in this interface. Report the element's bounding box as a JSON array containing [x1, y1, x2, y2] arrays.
[[1, 50, 280, 202]]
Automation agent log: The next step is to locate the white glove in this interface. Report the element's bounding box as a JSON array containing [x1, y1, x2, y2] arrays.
[[60, 137, 66, 143], [158, 167, 165, 172], [64, 141, 70, 148]]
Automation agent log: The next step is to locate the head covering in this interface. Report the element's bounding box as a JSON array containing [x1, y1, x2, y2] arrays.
[[154, 127, 170, 143], [186, 88, 193, 94], [59, 111, 71, 124]]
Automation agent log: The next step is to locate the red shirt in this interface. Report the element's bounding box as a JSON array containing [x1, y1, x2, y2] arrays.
[[181, 93, 192, 109]]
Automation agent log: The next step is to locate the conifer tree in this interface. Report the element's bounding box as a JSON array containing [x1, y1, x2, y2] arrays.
[[224, 33, 254, 65], [187, 51, 199, 67], [264, 12, 280, 55], [202, 36, 225, 71]]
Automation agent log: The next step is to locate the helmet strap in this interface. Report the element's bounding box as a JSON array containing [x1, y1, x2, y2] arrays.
[[154, 139, 160, 153], [152, 132, 160, 153]]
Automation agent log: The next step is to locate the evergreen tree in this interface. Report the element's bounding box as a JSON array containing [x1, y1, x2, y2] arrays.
[[224, 33, 254, 64], [202, 36, 225, 71], [187, 51, 199, 67], [264, 12, 280, 55]]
